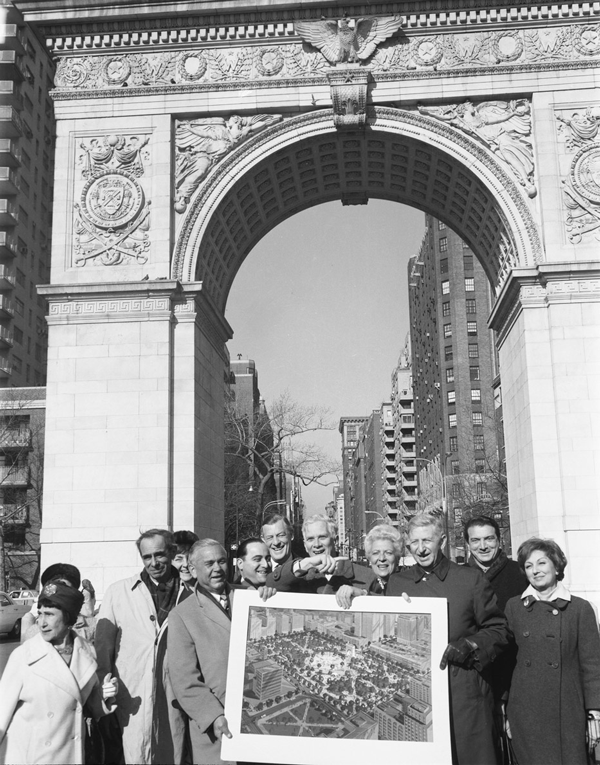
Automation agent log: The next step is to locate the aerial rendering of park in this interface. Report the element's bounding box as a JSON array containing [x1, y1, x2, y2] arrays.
[[240, 607, 433, 742]]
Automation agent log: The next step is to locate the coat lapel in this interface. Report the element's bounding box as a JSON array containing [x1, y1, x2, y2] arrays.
[[195, 586, 233, 628], [27, 633, 83, 703]]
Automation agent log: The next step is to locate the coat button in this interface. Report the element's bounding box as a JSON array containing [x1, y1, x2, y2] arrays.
[[552, 609, 558, 615], [525, 659, 531, 667], [523, 631, 530, 637]]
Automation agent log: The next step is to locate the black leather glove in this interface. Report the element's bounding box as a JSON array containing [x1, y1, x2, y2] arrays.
[[440, 637, 478, 669]]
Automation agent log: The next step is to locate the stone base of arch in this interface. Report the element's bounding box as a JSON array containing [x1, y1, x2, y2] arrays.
[[38, 280, 231, 594], [490, 261, 600, 609]]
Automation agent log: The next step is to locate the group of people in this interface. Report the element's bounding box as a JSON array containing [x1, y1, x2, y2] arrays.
[[0, 512, 599, 765]]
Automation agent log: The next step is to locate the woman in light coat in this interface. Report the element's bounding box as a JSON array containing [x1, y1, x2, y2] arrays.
[[0, 581, 117, 765]]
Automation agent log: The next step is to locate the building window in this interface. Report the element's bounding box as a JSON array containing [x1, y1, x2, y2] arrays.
[[477, 482, 487, 497], [474, 434, 484, 450], [446, 368, 454, 383], [14, 327, 23, 344], [450, 436, 458, 452], [466, 299, 476, 314], [445, 346, 453, 361], [464, 255, 474, 270], [443, 323, 452, 338], [471, 389, 481, 402], [448, 390, 456, 404], [449, 413, 457, 428], [465, 277, 475, 291], [13, 355, 22, 373], [475, 458, 486, 473], [451, 461, 460, 475], [15, 298, 24, 316], [438, 220, 446, 230], [441, 280, 450, 294], [468, 344, 479, 358], [470, 366, 480, 381], [442, 301, 450, 316], [467, 321, 477, 335], [440, 258, 448, 273], [472, 412, 483, 426], [452, 484, 460, 499], [439, 237, 448, 252]]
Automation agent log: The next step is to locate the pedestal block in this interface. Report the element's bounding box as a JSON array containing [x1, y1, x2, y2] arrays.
[[490, 262, 600, 609], [38, 280, 231, 594]]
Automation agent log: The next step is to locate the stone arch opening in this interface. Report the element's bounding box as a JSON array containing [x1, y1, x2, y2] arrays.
[[174, 107, 542, 311]]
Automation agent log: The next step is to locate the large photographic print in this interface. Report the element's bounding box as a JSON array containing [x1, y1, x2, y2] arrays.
[[223, 592, 451, 765]]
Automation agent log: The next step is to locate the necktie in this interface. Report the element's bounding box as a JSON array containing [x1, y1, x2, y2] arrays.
[[220, 594, 229, 612]]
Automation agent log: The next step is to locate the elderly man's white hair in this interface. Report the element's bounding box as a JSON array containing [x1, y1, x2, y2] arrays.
[[407, 512, 445, 538], [302, 514, 338, 540], [189, 538, 226, 563]]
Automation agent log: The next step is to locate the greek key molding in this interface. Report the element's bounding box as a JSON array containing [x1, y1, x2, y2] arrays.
[[51, 22, 600, 97], [48, 297, 172, 317], [45, 4, 600, 52]]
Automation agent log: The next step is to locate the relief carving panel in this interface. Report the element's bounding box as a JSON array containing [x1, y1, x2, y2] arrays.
[[73, 134, 151, 266], [52, 22, 600, 96], [556, 106, 600, 243]]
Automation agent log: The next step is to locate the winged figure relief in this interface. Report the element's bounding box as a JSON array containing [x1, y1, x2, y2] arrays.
[[295, 16, 403, 64]]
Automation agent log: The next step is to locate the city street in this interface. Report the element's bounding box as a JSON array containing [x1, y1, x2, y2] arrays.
[[0, 636, 20, 676]]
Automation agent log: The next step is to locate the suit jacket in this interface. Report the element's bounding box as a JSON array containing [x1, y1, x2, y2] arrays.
[[268, 558, 374, 593], [167, 585, 235, 765], [0, 632, 108, 765]]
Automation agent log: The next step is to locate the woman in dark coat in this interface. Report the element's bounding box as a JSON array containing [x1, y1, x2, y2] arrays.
[[505, 537, 600, 765]]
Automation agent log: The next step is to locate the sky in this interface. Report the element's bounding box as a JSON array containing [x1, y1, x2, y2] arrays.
[[225, 200, 426, 512]]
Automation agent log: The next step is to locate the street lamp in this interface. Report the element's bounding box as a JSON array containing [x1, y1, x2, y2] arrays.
[[261, 499, 287, 525]]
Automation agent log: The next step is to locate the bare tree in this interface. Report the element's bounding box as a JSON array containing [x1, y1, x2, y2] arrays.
[[224, 391, 340, 546], [0, 388, 45, 592]]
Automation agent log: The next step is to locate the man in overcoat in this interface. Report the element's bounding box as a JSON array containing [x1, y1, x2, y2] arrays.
[[464, 516, 527, 610], [95, 529, 186, 765], [167, 539, 234, 765], [386, 513, 511, 765]]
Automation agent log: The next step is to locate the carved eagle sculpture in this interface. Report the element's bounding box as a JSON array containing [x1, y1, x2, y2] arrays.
[[295, 16, 403, 64]]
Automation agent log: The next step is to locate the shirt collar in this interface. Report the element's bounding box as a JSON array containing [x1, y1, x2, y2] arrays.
[[521, 581, 571, 603], [414, 553, 449, 582]]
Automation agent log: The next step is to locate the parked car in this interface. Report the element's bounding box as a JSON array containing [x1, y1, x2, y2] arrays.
[[0, 591, 30, 639], [8, 589, 38, 606], [9, 589, 38, 606]]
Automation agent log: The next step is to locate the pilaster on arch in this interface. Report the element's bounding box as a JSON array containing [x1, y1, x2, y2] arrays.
[[173, 107, 543, 312]]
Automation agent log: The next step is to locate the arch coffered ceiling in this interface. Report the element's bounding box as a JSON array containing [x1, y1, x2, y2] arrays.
[[173, 107, 542, 313]]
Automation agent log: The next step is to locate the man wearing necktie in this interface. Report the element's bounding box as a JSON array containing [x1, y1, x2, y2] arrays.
[[168, 539, 235, 764]]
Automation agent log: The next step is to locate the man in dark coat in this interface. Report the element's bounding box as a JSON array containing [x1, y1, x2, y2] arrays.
[[387, 513, 511, 765], [464, 516, 527, 610], [267, 514, 374, 595]]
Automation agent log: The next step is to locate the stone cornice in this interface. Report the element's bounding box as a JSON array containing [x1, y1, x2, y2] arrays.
[[21, 2, 600, 50], [489, 262, 600, 344]]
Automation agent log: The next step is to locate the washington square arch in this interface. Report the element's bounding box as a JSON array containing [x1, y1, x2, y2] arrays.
[[13, 0, 600, 606]]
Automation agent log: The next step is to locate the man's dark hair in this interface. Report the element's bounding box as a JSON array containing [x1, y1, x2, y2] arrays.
[[173, 530, 199, 554], [135, 528, 175, 553], [237, 537, 266, 559], [41, 563, 81, 589], [463, 515, 500, 544]]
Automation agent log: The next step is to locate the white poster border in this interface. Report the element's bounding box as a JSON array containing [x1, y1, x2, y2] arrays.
[[222, 590, 451, 765]]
